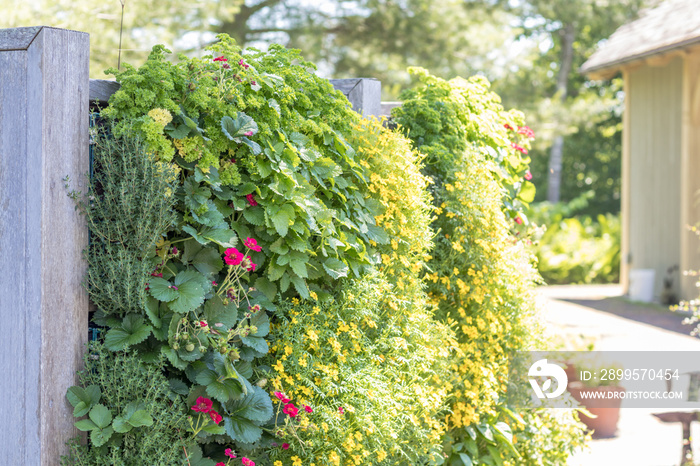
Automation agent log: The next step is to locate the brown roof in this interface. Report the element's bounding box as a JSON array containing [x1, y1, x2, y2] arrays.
[[581, 0, 700, 75]]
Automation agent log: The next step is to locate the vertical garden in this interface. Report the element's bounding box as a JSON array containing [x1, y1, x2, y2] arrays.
[[62, 35, 587, 466]]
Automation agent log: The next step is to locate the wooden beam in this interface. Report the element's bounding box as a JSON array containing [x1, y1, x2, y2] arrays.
[[0, 26, 89, 464], [89, 79, 120, 104], [329, 78, 381, 118], [621, 70, 631, 293]]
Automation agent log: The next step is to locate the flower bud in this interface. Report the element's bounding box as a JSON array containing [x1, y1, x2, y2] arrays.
[[198, 346, 206, 353]]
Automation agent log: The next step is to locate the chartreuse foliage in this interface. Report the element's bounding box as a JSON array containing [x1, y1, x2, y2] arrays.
[[263, 120, 453, 465], [393, 69, 587, 465]]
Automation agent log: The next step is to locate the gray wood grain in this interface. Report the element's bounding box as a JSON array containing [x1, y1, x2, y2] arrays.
[[0, 27, 89, 465], [90, 79, 120, 104], [0, 26, 41, 51], [330, 78, 382, 118]]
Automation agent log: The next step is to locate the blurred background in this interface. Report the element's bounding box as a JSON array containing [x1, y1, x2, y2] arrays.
[[1, 0, 658, 286]]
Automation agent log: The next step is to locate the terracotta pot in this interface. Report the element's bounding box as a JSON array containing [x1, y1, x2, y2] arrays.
[[568, 382, 625, 438]]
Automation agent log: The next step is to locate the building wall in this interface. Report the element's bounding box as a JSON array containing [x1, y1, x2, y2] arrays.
[[680, 51, 700, 300], [627, 57, 683, 300]]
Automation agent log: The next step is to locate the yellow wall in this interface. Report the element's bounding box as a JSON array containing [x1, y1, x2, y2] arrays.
[[627, 57, 683, 299]]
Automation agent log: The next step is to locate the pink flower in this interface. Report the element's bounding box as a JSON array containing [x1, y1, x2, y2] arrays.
[[245, 258, 257, 272], [225, 448, 236, 459], [225, 248, 244, 266], [172, 246, 178, 255], [524, 170, 532, 181], [282, 443, 290, 450], [239, 59, 250, 69], [517, 125, 535, 139], [304, 405, 313, 413], [246, 193, 258, 206], [212, 280, 218, 286], [213, 56, 228, 62], [192, 397, 213, 413], [217, 463, 225, 466], [199, 321, 208, 328], [250, 80, 257, 86], [244, 131, 253, 137], [283, 403, 299, 418], [242, 458, 255, 466], [274, 391, 290, 403], [209, 410, 223, 425], [338, 406, 345, 415], [514, 216, 523, 225], [222, 63, 231, 70], [244, 237, 262, 252], [511, 142, 528, 154]]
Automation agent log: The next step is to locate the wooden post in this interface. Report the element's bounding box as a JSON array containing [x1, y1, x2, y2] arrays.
[[330, 78, 382, 118], [0, 26, 90, 464]]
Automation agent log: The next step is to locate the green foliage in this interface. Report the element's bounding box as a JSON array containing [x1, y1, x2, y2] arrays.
[[393, 67, 535, 223], [264, 273, 452, 466], [529, 197, 621, 284], [61, 343, 189, 465], [79, 130, 178, 318], [393, 67, 587, 466]]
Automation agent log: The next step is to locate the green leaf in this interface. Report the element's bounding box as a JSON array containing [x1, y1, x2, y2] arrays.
[[89, 404, 112, 429], [90, 426, 114, 448], [149, 277, 179, 302], [168, 280, 205, 314], [323, 257, 349, 280], [66, 385, 101, 417], [144, 296, 162, 328], [229, 386, 273, 423], [162, 345, 188, 370], [249, 311, 269, 337], [192, 247, 224, 276], [128, 410, 154, 428], [104, 315, 152, 351], [271, 204, 295, 237], [459, 453, 474, 466], [206, 378, 246, 404], [203, 295, 238, 328], [289, 255, 308, 278], [221, 113, 258, 140], [74, 419, 98, 432], [240, 335, 268, 353], [254, 277, 276, 301], [366, 225, 389, 244], [202, 228, 238, 248], [243, 207, 265, 226], [224, 415, 263, 444], [517, 180, 536, 203], [112, 416, 133, 433], [202, 423, 226, 435], [290, 274, 309, 299]]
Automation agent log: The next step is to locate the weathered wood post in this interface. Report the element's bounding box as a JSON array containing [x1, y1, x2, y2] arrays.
[[0, 26, 90, 464], [330, 78, 382, 117]]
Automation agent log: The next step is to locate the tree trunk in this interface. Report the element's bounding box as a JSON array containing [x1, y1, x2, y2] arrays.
[[547, 22, 575, 203]]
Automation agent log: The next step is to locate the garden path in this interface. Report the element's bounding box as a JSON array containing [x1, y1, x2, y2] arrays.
[[538, 284, 700, 466]]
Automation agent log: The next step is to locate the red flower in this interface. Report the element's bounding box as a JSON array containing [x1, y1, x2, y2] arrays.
[[274, 391, 290, 403], [225, 248, 244, 266], [246, 193, 258, 207], [514, 216, 523, 225], [282, 443, 290, 450], [244, 237, 262, 252], [209, 410, 223, 425], [338, 406, 345, 415], [524, 170, 532, 181], [510, 142, 528, 154], [242, 458, 255, 466], [199, 320, 208, 328], [213, 56, 228, 62], [239, 59, 250, 69], [212, 280, 218, 286], [192, 397, 213, 413], [283, 403, 299, 418], [225, 448, 236, 459], [216, 463, 225, 466], [304, 405, 313, 413], [504, 123, 514, 131], [517, 125, 535, 139]]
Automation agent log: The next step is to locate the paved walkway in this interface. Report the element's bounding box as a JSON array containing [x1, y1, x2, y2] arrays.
[[538, 285, 700, 466]]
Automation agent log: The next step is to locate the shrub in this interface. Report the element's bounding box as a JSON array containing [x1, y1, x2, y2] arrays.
[[393, 68, 587, 465], [529, 196, 621, 284]]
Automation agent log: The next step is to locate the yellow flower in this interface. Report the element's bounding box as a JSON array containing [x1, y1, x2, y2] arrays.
[[309, 291, 318, 300], [291, 456, 302, 466], [377, 450, 387, 461], [274, 462, 283, 466], [273, 360, 285, 374]]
